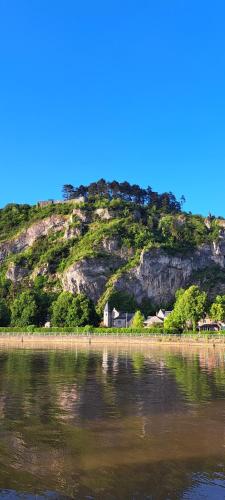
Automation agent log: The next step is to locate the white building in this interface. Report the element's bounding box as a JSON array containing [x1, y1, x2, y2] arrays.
[[103, 302, 134, 328]]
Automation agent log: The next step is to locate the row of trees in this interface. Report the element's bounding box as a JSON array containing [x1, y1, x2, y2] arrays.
[[0, 287, 146, 329], [62, 179, 185, 213], [164, 285, 225, 332], [1, 282, 225, 331], [0, 291, 99, 328]]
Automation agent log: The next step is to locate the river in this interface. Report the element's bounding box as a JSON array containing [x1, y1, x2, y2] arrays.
[[0, 344, 224, 499]]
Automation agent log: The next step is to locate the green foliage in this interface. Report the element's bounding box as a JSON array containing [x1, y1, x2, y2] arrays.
[[97, 252, 142, 314], [210, 295, 225, 322], [0, 276, 11, 300], [35, 289, 55, 326], [0, 299, 10, 326], [0, 204, 31, 241], [11, 291, 38, 327], [12, 234, 74, 274], [51, 292, 74, 326], [165, 355, 211, 402], [51, 292, 99, 327], [190, 265, 225, 294], [0, 326, 166, 334], [159, 214, 209, 250], [163, 311, 182, 334], [181, 286, 207, 329], [66, 294, 98, 327], [1, 182, 225, 330], [83, 324, 94, 333], [139, 297, 155, 317], [132, 353, 145, 373], [0, 201, 74, 242], [164, 285, 207, 332], [108, 290, 137, 313], [209, 219, 221, 242], [62, 179, 183, 212], [131, 310, 144, 328]]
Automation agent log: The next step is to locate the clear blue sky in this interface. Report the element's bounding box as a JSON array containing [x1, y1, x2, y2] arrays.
[[0, 0, 224, 215]]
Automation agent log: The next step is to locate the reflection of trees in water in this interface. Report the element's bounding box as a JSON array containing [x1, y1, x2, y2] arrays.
[[1, 348, 225, 421], [0, 348, 224, 496], [164, 350, 225, 402]]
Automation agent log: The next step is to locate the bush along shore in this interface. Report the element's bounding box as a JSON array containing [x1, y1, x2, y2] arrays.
[[0, 327, 225, 340]]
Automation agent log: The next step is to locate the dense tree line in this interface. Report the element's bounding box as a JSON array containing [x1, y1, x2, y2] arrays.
[[62, 179, 185, 213], [1, 282, 225, 331], [0, 288, 99, 328]]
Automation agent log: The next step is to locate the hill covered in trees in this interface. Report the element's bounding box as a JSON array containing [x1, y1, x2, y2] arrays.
[[0, 179, 225, 328], [62, 178, 185, 212]]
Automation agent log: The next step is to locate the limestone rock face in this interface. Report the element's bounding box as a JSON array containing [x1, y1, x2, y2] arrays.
[[64, 225, 82, 240], [3, 208, 225, 308], [6, 263, 29, 282], [101, 238, 134, 259], [94, 208, 112, 220], [0, 215, 67, 264], [62, 239, 225, 306], [31, 263, 50, 279], [72, 208, 89, 223], [114, 242, 225, 306], [62, 256, 123, 302]]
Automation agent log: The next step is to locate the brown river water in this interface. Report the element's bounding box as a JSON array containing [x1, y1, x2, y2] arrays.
[[0, 343, 224, 499]]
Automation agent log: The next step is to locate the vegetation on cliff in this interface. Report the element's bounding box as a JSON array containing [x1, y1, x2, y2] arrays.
[[0, 179, 225, 327]]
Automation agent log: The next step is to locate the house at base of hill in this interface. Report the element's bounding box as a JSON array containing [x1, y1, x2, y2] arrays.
[[198, 323, 220, 332], [103, 302, 134, 328], [144, 309, 172, 327], [197, 317, 222, 331]]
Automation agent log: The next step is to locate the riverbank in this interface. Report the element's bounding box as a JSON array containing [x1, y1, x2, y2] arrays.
[[0, 333, 225, 347]]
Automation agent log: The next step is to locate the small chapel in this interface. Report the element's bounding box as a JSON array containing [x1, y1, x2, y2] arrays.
[[103, 302, 134, 328]]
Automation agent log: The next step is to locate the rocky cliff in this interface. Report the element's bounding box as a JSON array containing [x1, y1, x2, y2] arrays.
[[1, 200, 225, 309], [62, 240, 225, 306]]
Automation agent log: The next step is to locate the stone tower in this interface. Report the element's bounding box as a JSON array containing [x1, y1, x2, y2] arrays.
[[103, 302, 111, 327]]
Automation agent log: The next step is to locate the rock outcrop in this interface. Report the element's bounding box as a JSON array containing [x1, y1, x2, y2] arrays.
[[62, 240, 225, 306], [2, 203, 225, 308], [62, 256, 123, 302], [113, 242, 225, 306], [94, 208, 113, 220], [0, 215, 68, 264], [6, 263, 29, 283]]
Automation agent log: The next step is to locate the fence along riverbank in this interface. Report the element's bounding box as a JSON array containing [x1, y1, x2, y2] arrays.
[[0, 332, 225, 346]]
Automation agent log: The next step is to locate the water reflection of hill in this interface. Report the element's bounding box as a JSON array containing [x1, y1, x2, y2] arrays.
[[0, 346, 224, 498]]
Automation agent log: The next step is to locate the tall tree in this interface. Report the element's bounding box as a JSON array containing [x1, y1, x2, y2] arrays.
[[210, 295, 225, 322], [131, 310, 144, 328], [11, 291, 38, 327], [164, 286, 207, 332], [51, 292, 98, 327], [62, 184, 75, 200]]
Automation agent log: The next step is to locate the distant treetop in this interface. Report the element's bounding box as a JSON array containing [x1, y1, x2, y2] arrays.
[[62, 178, 185, 213]]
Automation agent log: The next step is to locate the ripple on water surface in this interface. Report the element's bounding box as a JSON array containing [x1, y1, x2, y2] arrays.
[[0, 345, 224, 498]]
